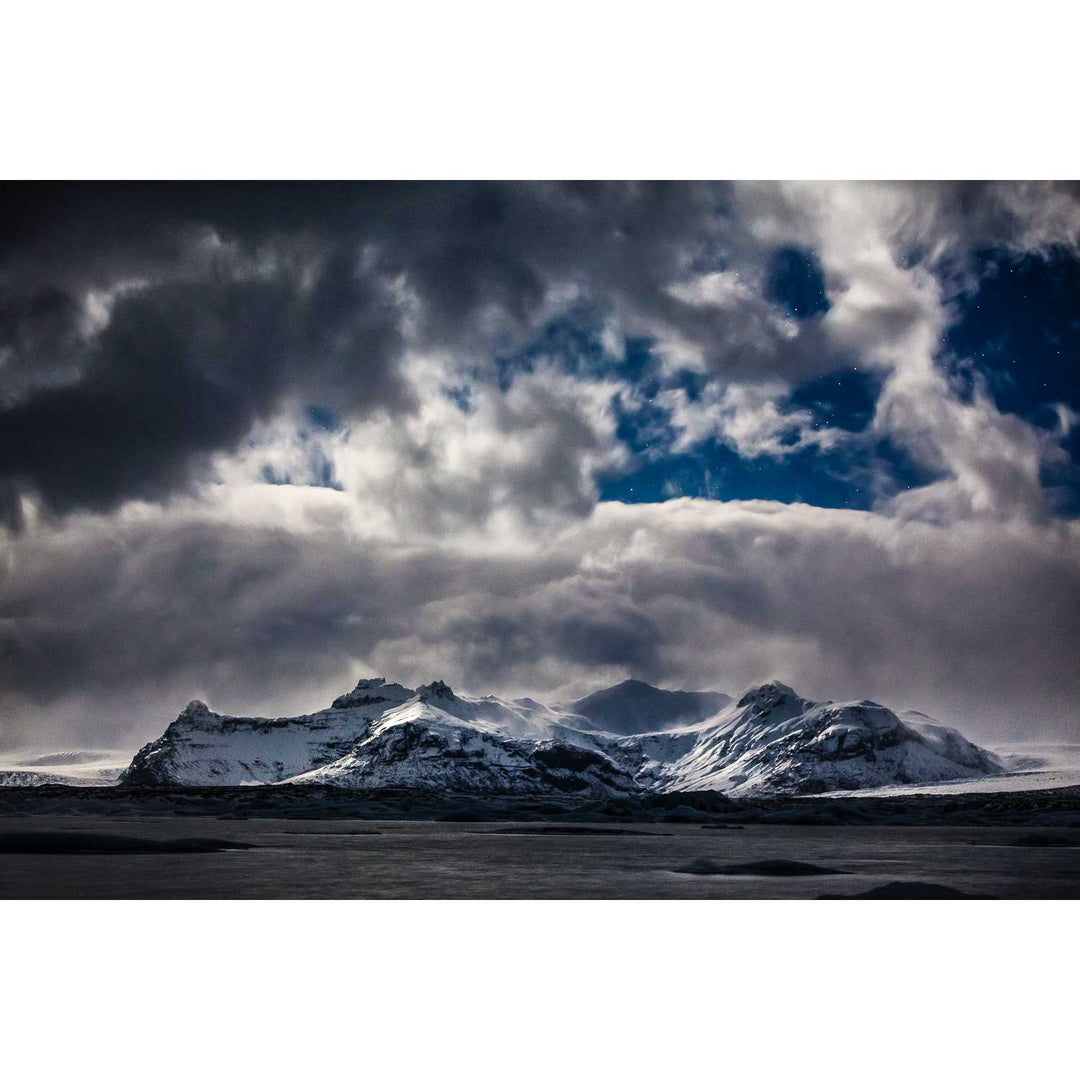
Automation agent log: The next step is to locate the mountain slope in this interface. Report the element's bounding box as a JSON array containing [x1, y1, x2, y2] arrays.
[[564, 680, 731, 735], [119, 679, 415, 786], [288, 693, 637, 796]]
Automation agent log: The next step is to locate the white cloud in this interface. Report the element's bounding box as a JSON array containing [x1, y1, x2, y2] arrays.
[[658, 380, 845, 460], [215, 359, 632, 544]]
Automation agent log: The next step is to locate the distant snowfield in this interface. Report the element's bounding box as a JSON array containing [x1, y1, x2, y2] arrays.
[[0, 749, 129, 787], [810, 743, 1080, 798]]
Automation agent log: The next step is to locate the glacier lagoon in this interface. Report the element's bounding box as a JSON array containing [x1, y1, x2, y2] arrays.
[[2, 816, 1079, 899]]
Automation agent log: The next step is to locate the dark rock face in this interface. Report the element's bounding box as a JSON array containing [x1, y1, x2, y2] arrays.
[[118, 723, 189, 786], [532, 743, 607, 772], [292, 718, 642, 798], [760, 704, 907, 764], [641, 790, 737, 813], [523, 741, 637, 795], [417, 681, 456, 703], [735, 681, 803, 712], [117, 750, 164, 787], [331, 678, 413, 710]]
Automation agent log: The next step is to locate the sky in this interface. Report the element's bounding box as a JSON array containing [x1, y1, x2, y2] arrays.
[[1, 180, 1079, 749]]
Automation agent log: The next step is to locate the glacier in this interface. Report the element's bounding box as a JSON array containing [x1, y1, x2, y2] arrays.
[[117, 675, 1004, 797]]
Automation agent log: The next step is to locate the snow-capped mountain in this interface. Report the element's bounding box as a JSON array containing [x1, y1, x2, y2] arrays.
[[287, 686, 637, 796], [121, 678, 415, 787], [119, 678, 636, 796], [602, 682, 1004, 796], [117, 675, 1003, 796]]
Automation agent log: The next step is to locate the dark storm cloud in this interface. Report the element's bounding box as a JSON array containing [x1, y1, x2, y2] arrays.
[[0, 254, 407, 517], [0, 183, 420, 521], [345, 501, 1080, 738], [0, 504, 580, 743], [3, 497, 1079, 747]]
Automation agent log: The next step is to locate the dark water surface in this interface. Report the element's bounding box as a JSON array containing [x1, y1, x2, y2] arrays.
[[2, 817, 1080, 898]]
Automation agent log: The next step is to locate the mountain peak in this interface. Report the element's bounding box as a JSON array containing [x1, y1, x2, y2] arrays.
[[331, 677, 413, 710], [417, 680, 456, 703], [735, 680, 801, 710], [567, 680, 731, 736]]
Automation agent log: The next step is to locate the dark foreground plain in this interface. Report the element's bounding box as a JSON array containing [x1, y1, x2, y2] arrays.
[[2, 785, 1079, 899]]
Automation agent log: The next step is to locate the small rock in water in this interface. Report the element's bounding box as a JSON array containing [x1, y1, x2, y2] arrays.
[[818, 881, 994, 899], [675, 858, 847, 876], [1010, 832, 1079, 848]]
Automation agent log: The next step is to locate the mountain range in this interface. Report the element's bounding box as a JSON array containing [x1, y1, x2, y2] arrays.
[[116, 676, 1004, 797]]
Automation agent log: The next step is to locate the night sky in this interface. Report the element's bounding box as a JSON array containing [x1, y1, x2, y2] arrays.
[[2, 181, 1079, 748]]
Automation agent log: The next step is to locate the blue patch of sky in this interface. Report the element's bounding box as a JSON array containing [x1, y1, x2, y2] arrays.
[[443, 383, 473, 413], [259, 455, 343, 490], [600, 389, 944, 507], [598, 318, 939, 507], [257, 404, 344, 489], [489, 241, 1080, 510], [789, 368, 879, 434], [260, 463, 290, 486], [944, 247, 1080, 513], [494, 305, 610, 389], [304, 404, 340, 431], [945, 248, 1079, 423], [602, 352, 940, 508], [598, 441, 876, 508], [487, 292, 935, 508], [493, 303, 673, 390], [767, 247, 830, 320]]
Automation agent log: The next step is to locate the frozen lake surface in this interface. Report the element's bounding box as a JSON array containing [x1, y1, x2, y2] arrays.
[[2, 817, 1079, 899]]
